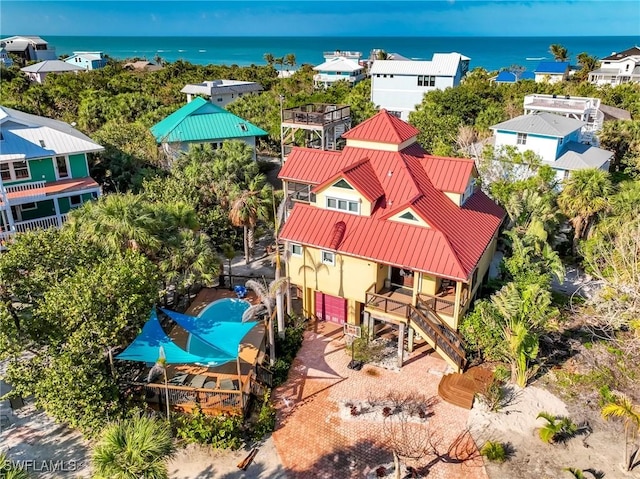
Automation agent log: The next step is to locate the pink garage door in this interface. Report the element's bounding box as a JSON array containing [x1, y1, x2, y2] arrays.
[[315, 292, 347, 324]]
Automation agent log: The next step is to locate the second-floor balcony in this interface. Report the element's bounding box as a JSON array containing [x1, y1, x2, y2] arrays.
[[0, 213, 69, 250], [0, 177, 100, 209]]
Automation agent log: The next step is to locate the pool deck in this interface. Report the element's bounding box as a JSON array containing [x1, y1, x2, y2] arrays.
[[133, 288, 269, 415]]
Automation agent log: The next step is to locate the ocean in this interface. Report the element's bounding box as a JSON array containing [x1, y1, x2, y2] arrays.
[[39, 36, 639, 72]]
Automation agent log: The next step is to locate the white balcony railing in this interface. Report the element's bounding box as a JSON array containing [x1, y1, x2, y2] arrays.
[[2, 180, 47, 203], [14, 213, 69, 233]]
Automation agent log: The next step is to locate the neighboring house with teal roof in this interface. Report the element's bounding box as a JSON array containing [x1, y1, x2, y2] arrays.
[[150, 97, 268, 160]]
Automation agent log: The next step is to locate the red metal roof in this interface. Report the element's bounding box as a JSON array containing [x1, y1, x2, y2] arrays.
[[419, 155, 476, 194], [341, 110, 420, 144], [278, 116, 505, 281], [311, 158, 385, 203]]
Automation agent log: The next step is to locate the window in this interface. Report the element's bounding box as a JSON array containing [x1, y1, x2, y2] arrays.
[[239, 123, 248, 132], [55, 156, 69, 179], [39, 140, 46, 147], [20, 202, 37, 211], [417, 75, 436, 87], [559, 138, 564, 145], [0, 163, 9, 181], [70, 195, 82, 207], [332, 179, 353, 189], [217, 97, 223, 102], [399, 211, 417, 221], [389, 111, 402, 118], [390, 74, 394, 78], [321, 251, 335, 266], [517, 133, 527, 145], [1, 161, 30, 181], [326, 197, 359, 214], [383, 74, 387, 78], [289, 243, 302, 256]]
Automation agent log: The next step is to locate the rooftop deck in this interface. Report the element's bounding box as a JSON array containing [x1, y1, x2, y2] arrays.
[[281, 104, 351, 127]]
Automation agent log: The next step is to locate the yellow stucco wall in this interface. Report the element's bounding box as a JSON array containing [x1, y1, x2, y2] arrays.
[[419, 273, 438, 296], [344, 137, 416, 152], [314, 183, 373, 216], [287, 245, 379, 324]]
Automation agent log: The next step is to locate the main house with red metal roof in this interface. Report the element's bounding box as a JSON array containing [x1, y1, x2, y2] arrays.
[[278, 110, 504, 371], [0, 106, 103, 250]]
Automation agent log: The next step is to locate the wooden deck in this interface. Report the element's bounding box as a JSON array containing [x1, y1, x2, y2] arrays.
[[129, 288, 270, 416]]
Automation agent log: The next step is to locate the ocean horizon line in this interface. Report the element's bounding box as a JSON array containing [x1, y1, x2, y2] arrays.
[[22, 34, 638, 39]]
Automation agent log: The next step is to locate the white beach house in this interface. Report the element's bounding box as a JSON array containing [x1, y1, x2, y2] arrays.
[[370, 52, 470, 121], [490, 112, 613, 182], [313, 51, 366, 88], [181, 80, 264, 108], [589, 46, 640, 85]]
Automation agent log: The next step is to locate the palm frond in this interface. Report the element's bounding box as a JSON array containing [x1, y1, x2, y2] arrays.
[[242, 304, 266, 323]]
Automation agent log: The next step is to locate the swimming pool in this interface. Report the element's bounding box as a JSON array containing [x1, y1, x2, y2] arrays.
[[199, 297, 250, 323], [187, 298, 251, 357]]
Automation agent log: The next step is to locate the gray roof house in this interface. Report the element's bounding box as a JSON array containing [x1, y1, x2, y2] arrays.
[[490, 112, 613, 182], [21, 60, 85, 84]]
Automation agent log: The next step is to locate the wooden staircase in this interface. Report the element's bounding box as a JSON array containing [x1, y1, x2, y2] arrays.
[[438, 368, 494, 409], [407, 304, 466, 372]]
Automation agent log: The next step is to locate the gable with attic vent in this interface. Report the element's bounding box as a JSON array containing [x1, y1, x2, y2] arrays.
[[314, 176, 373, 216], [389, 208, 429, 227]]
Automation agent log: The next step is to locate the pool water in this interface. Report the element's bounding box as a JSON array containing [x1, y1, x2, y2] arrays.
[[198, 298, 250, 323], [187, 298, 251, 357]]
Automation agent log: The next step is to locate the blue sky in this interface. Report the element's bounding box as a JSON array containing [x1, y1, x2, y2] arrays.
[[2, 1, 639, 37]]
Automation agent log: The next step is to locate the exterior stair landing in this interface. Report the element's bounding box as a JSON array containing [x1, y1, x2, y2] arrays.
[[437, 367, 494, 410]]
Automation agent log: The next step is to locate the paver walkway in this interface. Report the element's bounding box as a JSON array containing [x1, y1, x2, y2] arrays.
[[272, 321, 488, 479]]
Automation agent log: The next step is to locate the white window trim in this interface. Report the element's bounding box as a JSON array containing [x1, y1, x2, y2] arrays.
[[54, 155, 71, 180], [20, 202, 38, 211], [289, 243, 302, 257], [1, 160, 31, 182], [69, 195, 84, 208], [517, 133, 527, 145], [321, 250, 335, 266], [326, 196, 360, 215]]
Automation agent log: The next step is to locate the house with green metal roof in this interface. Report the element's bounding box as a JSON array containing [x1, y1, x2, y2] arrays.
[[150, 97, 268, 160]]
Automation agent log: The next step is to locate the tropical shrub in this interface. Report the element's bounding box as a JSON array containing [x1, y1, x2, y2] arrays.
[[478, 371, 508, 412], [251, 391, 277, 440], [92, 415, 175, 479], [175, 406, 243, 450], [272, 316, 306, 386], [0, 452, 29, 479], [480, 441, 507, 463], [536, 412, 578, 444]]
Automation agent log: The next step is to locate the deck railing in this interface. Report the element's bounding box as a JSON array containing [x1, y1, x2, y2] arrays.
[[417, 293, 457, 317], [365, 289, 412, 319], [3, 180, 47, 195], [14, 214, 68, 233], [138, 381, 250, 415], [282, 104, 351, 126]]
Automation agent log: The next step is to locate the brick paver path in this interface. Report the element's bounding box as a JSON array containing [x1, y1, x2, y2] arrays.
[[272, 321, 488, 479]]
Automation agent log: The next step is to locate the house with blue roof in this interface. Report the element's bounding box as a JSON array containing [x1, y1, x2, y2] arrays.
[[150, 97, 268, 160], [493, 70, 535, 84], [534, 61, 570, 83], [490, 112, 613, 182]]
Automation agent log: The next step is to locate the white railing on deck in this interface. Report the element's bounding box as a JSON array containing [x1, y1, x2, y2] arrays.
[[4, 180, 46, 194], [13, 213, 68, 233]]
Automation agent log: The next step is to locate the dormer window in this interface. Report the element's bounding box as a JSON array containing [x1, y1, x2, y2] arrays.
[[239, 124, 248, 132], [462, 178, 477, 204], [39, 140, 46, 147], [327, 197, 359, 214]]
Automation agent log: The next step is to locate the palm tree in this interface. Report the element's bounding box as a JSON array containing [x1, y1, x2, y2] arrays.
[[273, 197, 288, 338], [376, 49, 389, 60], [160, 230, 217, 303], [92, 414, 175, 479], [274, 56, 284, 72], [147, 347, 171, 421], [576, 52, 599, 77], [602, 393, 640, 470], [68, 193, 163, 253], [221, 243, 236, 288], [549, 44, 569, 62], [263, 52, 275, 66], [228, 175, 273, 264], [536, 412, 577, 443], [0, 452, 29, 479], [558, 169, 615, 254], [246, 277, 289, 366], [284, 53, 297, 70]]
